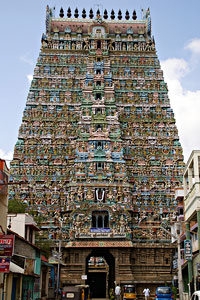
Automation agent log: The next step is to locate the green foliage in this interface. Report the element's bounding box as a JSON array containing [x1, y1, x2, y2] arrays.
[[28, 209, 44, 225], [171, 287, 177, 300], [35, 231, 53, 258], [8, 199, 28, 213]]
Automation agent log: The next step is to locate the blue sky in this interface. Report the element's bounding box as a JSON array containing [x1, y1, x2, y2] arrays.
[[1, 0, 200, 163]]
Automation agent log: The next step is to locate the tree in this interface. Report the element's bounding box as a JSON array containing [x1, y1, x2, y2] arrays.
[[8, 199, 27, 213], [35, 231, 53, 258]]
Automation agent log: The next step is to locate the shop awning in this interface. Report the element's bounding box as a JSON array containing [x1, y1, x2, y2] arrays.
[[10, 262, 24, 274]]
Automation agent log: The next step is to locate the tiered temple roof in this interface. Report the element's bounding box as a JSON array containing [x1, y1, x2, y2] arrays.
[[9, 6, 184, 246]]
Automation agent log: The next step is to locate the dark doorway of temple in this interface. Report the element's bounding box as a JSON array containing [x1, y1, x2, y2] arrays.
[[86, 249, 115, 298], [88, 272, 106, 298]]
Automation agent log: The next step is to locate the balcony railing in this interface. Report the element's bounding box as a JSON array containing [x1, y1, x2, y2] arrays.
[[184, 182, 200, 221]]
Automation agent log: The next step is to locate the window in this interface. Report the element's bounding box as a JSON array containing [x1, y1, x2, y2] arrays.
[[96, 108, 102, 114], [97, 40, 101, 49], [194, 233, 198, 241], [96, 81, 101, 86], [96, 69, 101, 75], [96, 162, 104, 170], [96, 124, 103, 130], [96, 93, 101, 100], [96, 141, 103, 148], [179, 208, 183, 215], [25, 226, 28, 240], [92, 211, 109, 228], [29, 229, 33, 243], [157, 288, 171, 295]]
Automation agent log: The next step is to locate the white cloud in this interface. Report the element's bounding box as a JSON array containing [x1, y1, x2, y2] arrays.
[[27, 74, 33, 83], [20, 54, 34, 83], [20, 54, 34, 66], [0, 149, 13, 167], [161, 58, 188, 97], [185, 38, 200, 56], [161, 58, 200, 162], [161, 58, 189, 81]]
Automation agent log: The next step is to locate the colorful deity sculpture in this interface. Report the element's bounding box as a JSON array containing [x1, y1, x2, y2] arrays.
[[9, 6, 184, 245]]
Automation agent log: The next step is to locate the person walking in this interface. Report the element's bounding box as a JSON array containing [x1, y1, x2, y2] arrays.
[[115, 284, 121, 300], [143, 288, 150, 300]]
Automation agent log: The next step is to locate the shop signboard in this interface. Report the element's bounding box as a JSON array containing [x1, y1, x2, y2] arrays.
[[184, 239, 192, 261], [90, 228, 110, 233], [0, 258, 10, 273], [172, 252, 178, 269], [24, 258, 35, 275], [0, 235, 15, 256]]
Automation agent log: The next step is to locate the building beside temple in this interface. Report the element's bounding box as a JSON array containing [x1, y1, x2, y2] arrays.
[[0, 159, 9, 300], [184, 151, 200, 293], [0, 159, 9, 234], [9, 6, 184, 298]]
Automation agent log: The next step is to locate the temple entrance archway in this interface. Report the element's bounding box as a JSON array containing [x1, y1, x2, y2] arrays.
[[86, 249, 115, 298]]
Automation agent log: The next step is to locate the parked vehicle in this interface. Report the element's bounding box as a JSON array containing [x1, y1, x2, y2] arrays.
[[62, 286, 82, 300], [123, 284, 137, 300], [155, 287, 173, 300], [76, 285, 90, 300], [62, 285, 90, 300], [191, 291, 200, 300]]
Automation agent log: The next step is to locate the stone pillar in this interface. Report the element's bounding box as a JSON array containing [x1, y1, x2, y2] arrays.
[[102, 215, 105, 228], [6, 273, 12, 300], [184, 173, 188, 198], [194, 154, 200, 194], [188, 167, 193, 190], [186, 222, 193, 287], [194, 154, 199, 183]]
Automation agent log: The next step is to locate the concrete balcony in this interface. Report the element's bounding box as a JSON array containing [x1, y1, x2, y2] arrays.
[[184, 182, 200, 221], [175, 187, 184, 200], [192, 239, 199, 252]]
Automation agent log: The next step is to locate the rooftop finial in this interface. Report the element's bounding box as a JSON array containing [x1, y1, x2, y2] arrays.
[[59, 7, 64, 18], [118, 9, 122, 20], [103, 9, 108, 19], [125, 10, 130, 20], [132, 10, 137, 20], [110, 9, 115, 20], [82, 8, 86, 18], [89, 8, 94, 19], [74, 8, 79, 18], [67, 7, 71, 18]]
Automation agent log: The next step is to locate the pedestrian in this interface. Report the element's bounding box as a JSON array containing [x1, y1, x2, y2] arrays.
[[143, 287, 150, 300], [115, 284, 121, 300]]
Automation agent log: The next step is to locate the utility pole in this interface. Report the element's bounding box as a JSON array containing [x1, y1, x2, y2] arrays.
[[161, 224, 184, 300], [56, 220, 62, 299], [185, 222, 192, 297], [177, 230, 184, 300]]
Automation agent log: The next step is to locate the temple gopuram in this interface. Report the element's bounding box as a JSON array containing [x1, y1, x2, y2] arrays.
[[9, 6, 184, 298]]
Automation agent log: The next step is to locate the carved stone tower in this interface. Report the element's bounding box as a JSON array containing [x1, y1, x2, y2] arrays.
[[9, 6, 184, 297]]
